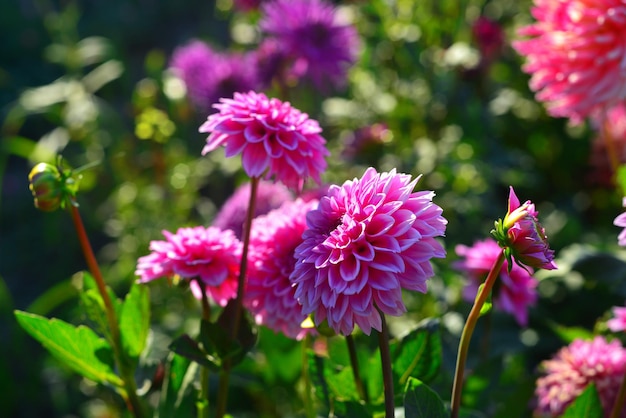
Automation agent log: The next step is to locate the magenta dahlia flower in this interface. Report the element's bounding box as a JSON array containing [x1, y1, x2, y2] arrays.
[[170, 41, 258, 112], [455, 238, 538, 326], [512, 1, 626, 123], [608, 303, 626, 332], [260, 0, 360, 89], [291, 167, 447, 336], [493, 187, 557, 271], [245, 199, 318, 340], [135, 226, 242, 306], [614, 197, 626, 246], [199, 91, 329, 190], [534, 336, 626, 417], [213, 180, 294, 239]]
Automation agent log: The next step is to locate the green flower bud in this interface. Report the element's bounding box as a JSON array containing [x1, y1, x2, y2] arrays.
[[28, 163, 64, 212]]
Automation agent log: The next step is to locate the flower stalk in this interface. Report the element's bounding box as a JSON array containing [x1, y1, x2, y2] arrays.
[[610, 371, 626, 418], [215, 176, 259, 418], [451, 250, 506, 418], [346, 334, 368, 404], [197, 278, 211, 418], [377, 307, 395, 418]]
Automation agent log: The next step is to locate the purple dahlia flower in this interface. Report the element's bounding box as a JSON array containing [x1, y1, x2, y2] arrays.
[[291, 167, 447, 336], [260, 0, 360, 89]]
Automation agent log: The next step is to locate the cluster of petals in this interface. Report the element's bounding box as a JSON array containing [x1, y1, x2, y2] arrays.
[[245, 199, 318, 340], [614, 197, 626, 246], [199, 91, 329, 191], [498, 187, 557, 271], [608, 302, 626, 332], [534, 336, 626, 417], [512, 1, 626, 123], [170, 41, 258, 112], [135, 226, 242, 306], [260, 0, 360, 89], [213, 180, 294, 239], [454, 238, 538, 326], [291, 167, 447, 336]]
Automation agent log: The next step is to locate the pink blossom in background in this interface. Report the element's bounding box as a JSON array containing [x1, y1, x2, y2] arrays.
[[232, 0, 263, 12], [260, 0, 360, 90], [135, 226, 242, 306], [497, 186, 557, 271], [170, 41, 258, 112], [512, 1, 626, 123], [614, 197, 626, 246], [608, 303, 626, 332], [291, 167, 447, 336], [454, 239, 538, 326], [245, 199, 319, 340], [341, 123, 391, 162], [199, 91, 329, 190], [472, 17, 504, 64], [534, 336, 626, 417], [213, 180, 294, 239]]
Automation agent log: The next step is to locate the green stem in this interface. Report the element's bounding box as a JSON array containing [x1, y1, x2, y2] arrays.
[[377, 308, 395, 418], [346, 334, 368, 404], [197, 278, 211, 418], [610, 370, 626, 418], [69, 204, 145, 418], [450, 250, 506, 418], [302, 334, 315, 418], [215, 177, 259, 418]]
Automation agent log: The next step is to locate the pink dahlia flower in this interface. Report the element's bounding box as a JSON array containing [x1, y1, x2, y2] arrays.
[[199, 91, 329, 191], [291, 167, 447, 336], [608, 303, 626, 332], [512, 1, 626, 123], [213, 180, 294, 239], [260, 0, 360, 89], [493, 186, 557, 271], [245, 199, 318, 340], [614, 197, 626, 246], [455, 239, 538, 326], [135, 226, 242, 306], [534, 336, 626, 417]]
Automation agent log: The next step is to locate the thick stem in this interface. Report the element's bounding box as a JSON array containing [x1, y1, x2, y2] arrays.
[[377, 308, 395, 418], [197, 279, 211, 418], [450, 250, 506, 418], [346, 334, 368, 403], [215, 177, 259, 418], [69, 204, 145, 418], [610, 370, 626, 418], [302, 334, 315, 418]]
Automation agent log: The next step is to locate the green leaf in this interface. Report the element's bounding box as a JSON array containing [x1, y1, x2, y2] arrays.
[[119, 283, 150, 360], [14, 310, 123, 388], [199, 319, 242, 362], [168, 334, 220, 370], [391, 318, 442, 386], [157, 353, 197, 418], [547, 320, 594, 344], [214, 299, 258, 366], [561, 383, 603, 418], [403, 377, 447, 418]]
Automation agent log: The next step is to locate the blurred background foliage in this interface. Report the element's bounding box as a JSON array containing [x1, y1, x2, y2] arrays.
[[2, 0, 626, 416]]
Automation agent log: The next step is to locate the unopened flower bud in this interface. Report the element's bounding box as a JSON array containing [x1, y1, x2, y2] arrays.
[[28, 163, 64, 212]]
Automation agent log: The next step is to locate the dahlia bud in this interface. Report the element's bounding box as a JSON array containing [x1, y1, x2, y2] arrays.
[[28, 163, 64, 212], [492, 187, 557, 271]]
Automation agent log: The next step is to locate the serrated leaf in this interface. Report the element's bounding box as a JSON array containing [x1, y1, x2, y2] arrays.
[[119, 283, 150, 360], [392, 318, 442, 386], [403, 377, 447, 418], [561, 383, 603, 418], [14, 310, 123, 388], [157, 352, 197, 418]]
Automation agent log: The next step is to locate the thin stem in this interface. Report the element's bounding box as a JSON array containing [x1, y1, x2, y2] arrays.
[[302, 334, 315, 418], [450, 250, 506, 418], [377, 308, 395, 418], [69, 204, 145, 418], [215, 177, 259, 418], [197, 278, 210, 418], [610, 370, 626, 418], [346, 334, 369, 403]]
